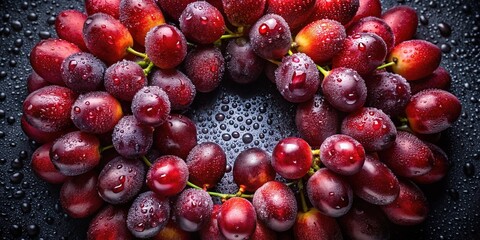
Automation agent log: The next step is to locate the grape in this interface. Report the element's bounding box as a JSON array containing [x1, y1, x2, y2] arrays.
[[320, 134, 366, 175], [295, 94, 340, 148], [249, 14, 292, 60], [23, 85, 77, 132], [380, 180, 429, 225], [145, 24, 187, 69], [199, 205, 226, 240], [272, 137, 312, 179], [381, 6, 418, 45], [321, 67, 367, 112], [309, 0, 360, 25], [184, 46, 225, 93], [60, 52, 106, 93], [341, 107, 397, 152], [218, 197, 257, 240], [119, 0, 165, 46], [232, 148, 276, 192], [30, 142, 67, 184], [154, 221, 193, 240], [274, 53, 320, 103], [97, 156, 146, 204], [30, 38, 81, 85], [365, 71, 411, 117], [20, 116, 67, 144], [225, 38, 265, 84], [405, 89, 461, 134], [295, 19, 346, 65], [338, 199, 391, 240], [26, 71, 50, 93], [265, 0, 316, 30], [411, 142, 450, 184], [112, 115, 154, 159], [104, 60, 148, 102], [156, 0, 196, 20], [179, 1, 225, 44], [174, 188, 213, 232], [347, 16, 395, 52], [154, 114, 197, 159], [127, 191, 170, 238], [71, 91, 123, 134], [146, 155, 188, 197], [60, 171, 104, 218], [307, 168, 353, 217], [87, 205, 133, 240], [55, 10, 88, 51], [332, 33, 387, 76], [346, 0, 382, 27], [221, 0, 266, 27], [293, 208, 343, 240], [410, 66, 451, 94], [150, 69, 196, 110], [252, 181, 297, 231], [50, 131, 101, 176], [347, 154, 400, 205], [85, 0, 121, 19], [186, 142, 226, 189], [378, 131, 434, 178], [83, 13, 133, 64], [131, 86, 171, 127]]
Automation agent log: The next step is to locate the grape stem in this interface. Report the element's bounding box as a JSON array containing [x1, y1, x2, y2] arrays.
[[126, 47, 148, 59], [100, 145, 114, 153], [267, 59, 281, 65], [377, 61, 396, 70], [297, 179, 309, 213], [311, 149, 320, 156], [220, 32, 244, 40], [186, 181, 254, 200], [316, 64, 330, 77], [143, 62, 155, 76], [141, 155, 152, 167], [288, 49, 294, 56], [136, 60, 149, 68]]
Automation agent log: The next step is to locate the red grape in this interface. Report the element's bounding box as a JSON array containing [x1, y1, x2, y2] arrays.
[[154, 114, 197, 159], [131, 86, 171, 127], [321, 67, 367, 112], [365, 71, 411, 117], [60, 52, 106, 93], [186, 142, 226, 189], [60, 171, 104, 218], [347, 16, 395, 52], [20, 116, 68, 144], [150, 69, 196, 110], [411, 142, 450, 184], [410, 66, 451, 94], [309, 0, 360, 25], [156, 0, 196, 21], [145, 24, 187, 69], [184, 46, 225, 93], [119, 0, 165, 46], [127, 191, 170, 238], [225, 38, 266, 84], [112, 115, 154, 159], [179, 1, 225, 44], [30, 142, 67, 184], [55, 10, 89, 51], [232, 148, 276, 192], [271, 137, 313, 179], [265, 0, 316, 30], [320, 134, 366, 175], [218, 197, 257, 240], [346, 0, 382, 27], [381, 6, 418, 45], [221, 0, 266, 27], [293, 208, 343, 240], [26, 71, 50, 93], [87, 205, 133, 240], [199, 205, 226, 240], [249, 14, 292, 60], [174, 188, 213, 232], [104, 60, 148, 102], [85, 0, 121, 19], [146, 155, 189, 197]]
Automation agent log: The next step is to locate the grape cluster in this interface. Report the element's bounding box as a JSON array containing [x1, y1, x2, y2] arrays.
[[23, 0, 462, 239]]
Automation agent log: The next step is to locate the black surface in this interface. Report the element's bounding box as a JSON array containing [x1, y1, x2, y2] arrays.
[[0, 0, 480, 239]]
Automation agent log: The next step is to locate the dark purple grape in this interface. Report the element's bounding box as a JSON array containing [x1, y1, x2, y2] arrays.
[[97, 156, 146, 204], [186, 142, 226, 189], [71, 91, 123, 134], [60, 52, 106, 93], [127, 191, 170, 238], [50, 131, 101, 176], [249, 14, 292, 60], [154, 114, 197, 159], [184, 46, 225, 93], [88, 205, 133, 240], [104, 60, 148, 102], [179, 1, 225, 44], [23, 85, 77, 132], [365, 71, 411, 117], [322, 67, 367, 112], [131, 86, 171, 127], [112, 115, 154, 159], [347, 16, 395, 52], [307, 168, 353, 217], [232, 148, 276, 192], [295, 94, 340, 148], [252, 181, 297, 231], [341, 107, 397, 152], [274, 53, 320, 103], [150, 69, 196, 110], [225, 38, 265, 84], [174, 188, 213, 232]]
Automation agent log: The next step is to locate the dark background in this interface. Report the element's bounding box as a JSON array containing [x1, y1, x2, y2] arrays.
[[0, 0, 479, 239]]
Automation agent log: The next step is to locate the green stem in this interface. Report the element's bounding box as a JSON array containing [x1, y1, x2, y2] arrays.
[[316, 64, 329, 77], [220, 33, 244, 40], [186, 181, 253, 199], [288, 49, 294, 56], [100, 145, 114, 153], [141, 155, 152, 167], [377, 61, 396, 70], [143, 62, 155, 76], [311, 149, 320, 156], [127, 47, 148, 59], [267, 59, 281, 66], [136, 60, 149, 68], [298, 179, 309, 213]]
